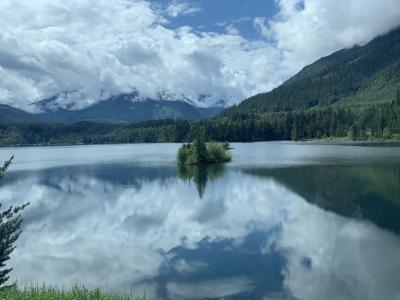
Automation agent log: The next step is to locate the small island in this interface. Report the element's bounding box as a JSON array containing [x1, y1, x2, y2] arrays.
[[177, 134, 231, 165]]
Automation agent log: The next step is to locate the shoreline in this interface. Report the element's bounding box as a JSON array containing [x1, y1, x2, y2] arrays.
[[0, 138, 400, 149]]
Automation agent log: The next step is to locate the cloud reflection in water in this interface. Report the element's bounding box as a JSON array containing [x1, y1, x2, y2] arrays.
[[1, 162, 399, 300]]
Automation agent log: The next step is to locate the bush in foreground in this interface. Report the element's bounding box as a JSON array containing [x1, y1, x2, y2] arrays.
[[0, 285, 149, 300]]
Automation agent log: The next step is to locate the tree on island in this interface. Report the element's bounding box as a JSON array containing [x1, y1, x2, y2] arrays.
[[0, 156, 28, 287], [193, 132, 208, 163], [177, 131, 231, 165]]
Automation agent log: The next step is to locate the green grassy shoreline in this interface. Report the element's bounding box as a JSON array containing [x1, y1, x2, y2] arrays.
[[0, 285, 149, 300]]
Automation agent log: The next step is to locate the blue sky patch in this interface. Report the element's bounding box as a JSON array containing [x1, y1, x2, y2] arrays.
[[159, 0, 278, 40]]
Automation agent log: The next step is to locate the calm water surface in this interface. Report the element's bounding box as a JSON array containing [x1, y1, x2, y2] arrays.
[[0, 142, 400, 300]]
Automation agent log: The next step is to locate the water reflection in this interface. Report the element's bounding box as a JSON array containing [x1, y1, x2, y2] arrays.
[[246, 163, 400, 234], [0, 147, 399, 300], [177, 164, 226, 198], [153, 230, 287, 300], [5, 164, 290, 298]]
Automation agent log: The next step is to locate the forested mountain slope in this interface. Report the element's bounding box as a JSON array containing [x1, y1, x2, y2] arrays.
[[0, 105, 40, 124], [223, 27, 400, 115]]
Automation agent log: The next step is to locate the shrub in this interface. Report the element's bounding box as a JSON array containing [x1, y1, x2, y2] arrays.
[[207, 142, 231, 163], [177, 143, 191, 164]]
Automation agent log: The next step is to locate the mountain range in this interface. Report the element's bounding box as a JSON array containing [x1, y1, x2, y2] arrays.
[[1, 27, 400, 127], [0, 93, 223, 124]]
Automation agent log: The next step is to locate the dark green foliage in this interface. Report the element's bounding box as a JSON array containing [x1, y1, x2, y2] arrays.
[[193, 132, 208, 164], [396, 89, 400, 105], [0, 158, 13, 180], [177, 135, 231, 165], [0, 100, 399, 147], [177, 144, 191, 166], [0, 99, 400, 146], [0, 157, 28, 287]]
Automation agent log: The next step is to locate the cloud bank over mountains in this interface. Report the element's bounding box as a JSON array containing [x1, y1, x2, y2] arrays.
[[1, 0, 400, 111]]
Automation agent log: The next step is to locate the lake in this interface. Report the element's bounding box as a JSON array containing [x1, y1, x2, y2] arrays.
[[0, 142, 400, 300]]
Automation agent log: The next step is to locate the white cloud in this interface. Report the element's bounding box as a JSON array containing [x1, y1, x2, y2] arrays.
[[165, 0, 201, 18], [0, 0, 282, 111], [226, 24, 240, 35], [260, 0, 400, 74], [0, 0, 399, 111], [253, 17, 272, 38]]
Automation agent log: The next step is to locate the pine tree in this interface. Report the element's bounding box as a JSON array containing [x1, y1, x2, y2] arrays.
[[396, 89, 400, 106], [0, 156, 28, 287], [193, 130, 207, 163]]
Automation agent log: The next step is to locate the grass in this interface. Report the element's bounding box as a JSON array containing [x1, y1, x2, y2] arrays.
[[0, 285, 150, 300]]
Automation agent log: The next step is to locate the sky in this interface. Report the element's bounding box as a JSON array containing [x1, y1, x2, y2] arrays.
[[1, 0, 400, 111], [157, 0, 278, 40]]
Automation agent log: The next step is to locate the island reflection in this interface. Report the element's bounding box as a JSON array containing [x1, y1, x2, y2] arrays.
[[177, 164, 226, 198]]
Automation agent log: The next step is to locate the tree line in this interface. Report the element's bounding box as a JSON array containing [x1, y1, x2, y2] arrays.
[[0, 94, 399, 147]]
